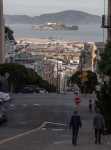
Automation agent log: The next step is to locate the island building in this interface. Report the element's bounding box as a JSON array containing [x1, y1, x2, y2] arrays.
[[0, 0, 5, 63]]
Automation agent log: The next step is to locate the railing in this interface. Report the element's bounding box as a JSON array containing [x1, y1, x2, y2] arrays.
[[102, 15, 111, 28]]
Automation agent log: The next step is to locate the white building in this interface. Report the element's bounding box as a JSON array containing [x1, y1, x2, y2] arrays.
[[5, 30, 16, 63], [70, 59, 79, 65]]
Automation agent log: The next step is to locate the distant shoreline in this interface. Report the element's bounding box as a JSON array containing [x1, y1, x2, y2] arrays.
[[8, 24, 104, 42]]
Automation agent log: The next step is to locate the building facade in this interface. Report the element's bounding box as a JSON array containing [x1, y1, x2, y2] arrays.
[[102, 0, 111, 41], [108, 0, 111, 40], [0, 0, 5, 63]]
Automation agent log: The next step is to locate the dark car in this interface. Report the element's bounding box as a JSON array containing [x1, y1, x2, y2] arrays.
[[60, 91, 66, 94], [21, 85, 40, 93], [0, 108, 8, 123]]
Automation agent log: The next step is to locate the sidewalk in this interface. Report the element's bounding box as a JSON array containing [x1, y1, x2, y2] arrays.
[[78, 94, 97, 100], [43, 106, 111, 150], [44, 128, 111, 150]]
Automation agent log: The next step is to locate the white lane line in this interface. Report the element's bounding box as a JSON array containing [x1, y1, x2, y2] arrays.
[[52, 129, 64, 131], [33, 104, 40, 106], [41, 128, 47, 130], [46, 122, 68, 126]]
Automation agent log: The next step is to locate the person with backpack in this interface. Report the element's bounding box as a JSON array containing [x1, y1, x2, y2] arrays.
[[89, 99, 92, 113], [69, 110, 82, 146], [93, 109, 106, 144]]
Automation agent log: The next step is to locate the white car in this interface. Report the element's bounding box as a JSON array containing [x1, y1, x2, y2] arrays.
[[39, 88, 45, 93], [74, 90, 79, 94], [0, 92, 10, 102]]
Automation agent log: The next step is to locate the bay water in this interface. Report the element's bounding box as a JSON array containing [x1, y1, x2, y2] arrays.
[[9, 24, 106, 42]]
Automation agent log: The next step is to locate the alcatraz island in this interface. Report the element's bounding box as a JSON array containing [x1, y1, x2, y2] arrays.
[[30, 22, 79, 30]]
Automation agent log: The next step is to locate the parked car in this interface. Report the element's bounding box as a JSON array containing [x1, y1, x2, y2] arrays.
[[0, 92, 10, 102], [21, 85, 40, 93], [74, 90, 79, 94], [21, 87, 33, 93], [0, 108, 8, 123], [60, 91, 66, 94], [0, 98, 3, 104]]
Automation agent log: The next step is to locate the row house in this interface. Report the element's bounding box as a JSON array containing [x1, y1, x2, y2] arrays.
[[43, 60, 55, 84], [5, 29, 16, 63], [14, 53, 55, 85]]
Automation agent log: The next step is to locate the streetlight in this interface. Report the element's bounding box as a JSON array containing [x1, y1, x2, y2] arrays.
[[56, 58, 59, 94], [78, 75, 84, 94]]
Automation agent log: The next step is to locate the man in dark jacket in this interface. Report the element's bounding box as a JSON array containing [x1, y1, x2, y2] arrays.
[[69, 110, 82, 145]]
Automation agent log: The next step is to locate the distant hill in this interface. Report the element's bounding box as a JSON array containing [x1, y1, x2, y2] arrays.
[[4, 10, 102, 25]]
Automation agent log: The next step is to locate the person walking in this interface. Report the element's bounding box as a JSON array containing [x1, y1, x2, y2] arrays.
[[89, 99, 92, 113], [93, 109, 106, 144], [69, 110, 82, 145]]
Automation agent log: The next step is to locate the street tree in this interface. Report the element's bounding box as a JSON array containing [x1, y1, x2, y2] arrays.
[[0, 63, 56, 93], [26, 68, 39, 85], [40, 80, 56, 93], [0, 63, 28, 93], [96, 41, 111, 134], [97, 41, 111, 78], [70, 70, 98, 93]]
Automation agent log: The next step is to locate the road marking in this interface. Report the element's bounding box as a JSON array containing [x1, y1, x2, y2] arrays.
[[46, 122, 68, 126], [0, 122, 46, 144], [33, 104, 40, 106], [54, 140, 71, 145]]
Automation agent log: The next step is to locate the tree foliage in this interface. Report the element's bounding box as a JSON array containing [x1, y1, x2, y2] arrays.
[[96, 41, 111, 134], [70, 70, 98, 93], [97, 41, 111, 78], [5, 26, 14, 34], [96, 82, 111, 134], [0, 63, 56, 93], [0, 63, 28, 92]]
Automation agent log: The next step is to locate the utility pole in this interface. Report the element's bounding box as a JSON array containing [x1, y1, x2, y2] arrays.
[[0, 0, 5, 63], [56, 59, 58, 94]]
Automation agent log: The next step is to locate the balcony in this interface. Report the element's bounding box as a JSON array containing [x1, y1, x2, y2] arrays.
[[101, 15, 111, 28]]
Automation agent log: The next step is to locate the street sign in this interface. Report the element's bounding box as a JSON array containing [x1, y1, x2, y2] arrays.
[[82, 71, 88, 77], [82, 77, 88, 81], [74, 97, 81, 105]]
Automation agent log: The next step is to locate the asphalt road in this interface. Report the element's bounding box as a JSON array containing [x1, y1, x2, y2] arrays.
[[0, 93, 94, 150]]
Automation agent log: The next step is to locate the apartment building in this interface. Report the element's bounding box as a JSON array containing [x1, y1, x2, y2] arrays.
[[43, 60, 55, 84], [5, 29, 16, 63]]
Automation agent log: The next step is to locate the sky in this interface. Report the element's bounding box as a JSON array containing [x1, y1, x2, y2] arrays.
[[3, 0, 104, 17]]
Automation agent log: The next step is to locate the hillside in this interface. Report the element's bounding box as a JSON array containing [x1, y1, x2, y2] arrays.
[[4, 10, 101, 25]]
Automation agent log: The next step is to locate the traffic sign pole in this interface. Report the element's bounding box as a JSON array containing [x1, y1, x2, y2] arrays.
[[74, 97, 81, 110]]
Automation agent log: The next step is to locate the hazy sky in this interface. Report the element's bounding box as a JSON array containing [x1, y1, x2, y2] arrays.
[[3, 0, 104, 17]]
